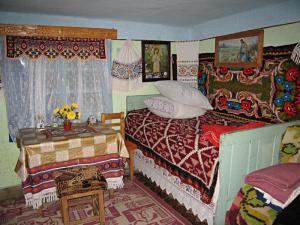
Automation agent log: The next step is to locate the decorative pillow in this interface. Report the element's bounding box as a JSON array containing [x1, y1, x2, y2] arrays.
[[154, 81, 213, 110], [144, 96, 207, 119], [201, 122, 265, 147]]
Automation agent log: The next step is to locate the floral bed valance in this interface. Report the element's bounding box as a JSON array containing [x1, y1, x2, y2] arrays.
[[6, 36, 106, 60]]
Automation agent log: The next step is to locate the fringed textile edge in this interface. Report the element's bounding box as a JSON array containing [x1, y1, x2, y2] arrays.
[[135, 149, 216, 225], [24, 187, 58, 209], [106, 176, 124, 189]]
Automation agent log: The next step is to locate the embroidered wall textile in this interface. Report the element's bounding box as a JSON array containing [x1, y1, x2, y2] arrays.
[[175, 41, 199, 88], [6, 36, 106, 60], [111, 40, 144, 92], [198, 44, 299, 122]]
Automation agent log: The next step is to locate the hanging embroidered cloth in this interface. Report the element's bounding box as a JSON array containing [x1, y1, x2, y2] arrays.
[[111, 40, 144, 92], [6, 36, 106, 60], [175, 41, 199, 88]]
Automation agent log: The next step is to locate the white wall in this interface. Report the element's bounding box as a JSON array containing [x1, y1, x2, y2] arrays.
[[190, 0, 300, 40], [1, 0, 300, 41], [0, 11, 189, 41]]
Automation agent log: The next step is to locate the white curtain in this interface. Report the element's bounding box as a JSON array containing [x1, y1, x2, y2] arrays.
[[0, 37, 112, 141]]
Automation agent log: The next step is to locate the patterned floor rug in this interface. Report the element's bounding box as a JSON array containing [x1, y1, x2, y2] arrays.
[[0, 177, 192, 225]]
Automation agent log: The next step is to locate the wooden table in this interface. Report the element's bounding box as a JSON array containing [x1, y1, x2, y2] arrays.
[[15, 123, 129, 209]]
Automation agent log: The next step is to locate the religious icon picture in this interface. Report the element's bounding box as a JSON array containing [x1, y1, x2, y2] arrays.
[[215, 29, 263, 68], [142, 40, 171, 82]]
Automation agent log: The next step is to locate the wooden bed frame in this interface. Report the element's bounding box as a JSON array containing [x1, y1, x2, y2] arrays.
[[126, 94, 299, 224]]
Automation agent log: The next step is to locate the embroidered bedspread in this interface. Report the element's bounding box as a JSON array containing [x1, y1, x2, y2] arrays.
[[125, 108, 249, 203], [15, 125, 128, 209]]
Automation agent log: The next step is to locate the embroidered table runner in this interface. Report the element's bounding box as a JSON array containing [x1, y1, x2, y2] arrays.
[[15, 124, 129, 209]]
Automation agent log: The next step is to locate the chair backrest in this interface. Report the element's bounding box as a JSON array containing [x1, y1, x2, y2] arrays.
[[101, 112, 125, 138]]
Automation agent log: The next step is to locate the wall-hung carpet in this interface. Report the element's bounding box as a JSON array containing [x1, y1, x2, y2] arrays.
[[198, 43, 300, 123], [0, 177, 192, 225]]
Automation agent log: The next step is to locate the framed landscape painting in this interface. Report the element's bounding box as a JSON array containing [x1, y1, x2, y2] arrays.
[[142, 40, 170, 82], [215, 29, 263, 68]]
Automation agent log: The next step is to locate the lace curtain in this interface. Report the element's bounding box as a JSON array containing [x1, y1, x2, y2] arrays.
[[0, 36, 112, 141]]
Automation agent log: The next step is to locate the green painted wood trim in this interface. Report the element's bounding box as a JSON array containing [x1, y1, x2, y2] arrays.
[[126, 94, 160, 112], [215, 120, 300, 224]]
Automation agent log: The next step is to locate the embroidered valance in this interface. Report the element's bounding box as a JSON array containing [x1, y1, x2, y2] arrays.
[[6, 36, 106, 60]]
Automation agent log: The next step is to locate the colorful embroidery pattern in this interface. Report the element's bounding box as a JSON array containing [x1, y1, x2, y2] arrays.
[[198, 44, 299, 122], [22, 155, 125, 196], [125, 108, 250, 204], [273, 60, 300, 120], [111, 60, 142, 79], [225, 184, 281, 225], [177, 64, 198, 76], [6, 36, 106, 60], [280, 125, 300, 163]]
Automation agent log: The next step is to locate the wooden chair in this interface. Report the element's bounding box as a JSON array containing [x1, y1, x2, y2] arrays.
[[54, 166, 106, 225], [101, 112, 137, 180]]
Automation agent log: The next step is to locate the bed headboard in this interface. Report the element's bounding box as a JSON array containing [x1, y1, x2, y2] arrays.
[[126, 94, 160, 112]]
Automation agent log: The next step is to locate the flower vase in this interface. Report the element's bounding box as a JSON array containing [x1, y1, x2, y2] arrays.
[[63, 120, 72, 131]]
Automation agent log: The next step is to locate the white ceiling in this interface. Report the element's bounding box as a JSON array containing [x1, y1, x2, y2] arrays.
[[0, 0, 289, 27]]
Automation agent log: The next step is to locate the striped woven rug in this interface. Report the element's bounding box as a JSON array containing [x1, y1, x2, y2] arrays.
[[0, 178, 191, 225]]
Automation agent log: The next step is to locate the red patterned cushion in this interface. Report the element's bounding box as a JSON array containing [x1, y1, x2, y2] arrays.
[[202, 121, 265, 147]]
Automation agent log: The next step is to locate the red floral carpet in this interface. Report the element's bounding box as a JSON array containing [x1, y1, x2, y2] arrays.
[[0, 178, 191, 225]]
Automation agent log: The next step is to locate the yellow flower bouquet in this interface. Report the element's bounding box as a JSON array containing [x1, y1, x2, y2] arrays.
[[53, 103, 81, 130]]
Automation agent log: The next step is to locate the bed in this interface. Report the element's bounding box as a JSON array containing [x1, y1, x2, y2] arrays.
[[125, 94, 299, 225]]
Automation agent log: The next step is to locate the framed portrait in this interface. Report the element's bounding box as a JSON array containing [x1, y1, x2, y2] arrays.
[[142, 40, 171, 82], [215, 29, 264, 68]]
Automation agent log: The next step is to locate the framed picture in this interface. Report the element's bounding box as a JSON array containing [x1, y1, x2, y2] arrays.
[[215, 29, 264, 68], [142, 40, 171, 82]]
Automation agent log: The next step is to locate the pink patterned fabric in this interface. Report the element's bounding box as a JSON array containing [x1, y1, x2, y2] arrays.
[[245, 163, 300, 203], [0, 179, 191, 225]]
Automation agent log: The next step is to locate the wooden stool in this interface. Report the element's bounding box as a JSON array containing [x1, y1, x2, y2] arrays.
[[54, 166, 106, 225]]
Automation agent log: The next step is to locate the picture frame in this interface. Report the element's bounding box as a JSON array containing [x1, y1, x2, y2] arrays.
[[215, 29, 264, 68], [0, 71, 2, 90], [142, 40, 171, 82]]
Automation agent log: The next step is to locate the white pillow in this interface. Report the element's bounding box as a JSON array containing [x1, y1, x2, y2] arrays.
[[154, 80, 213, 110], [144, 96, 207, 119]]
